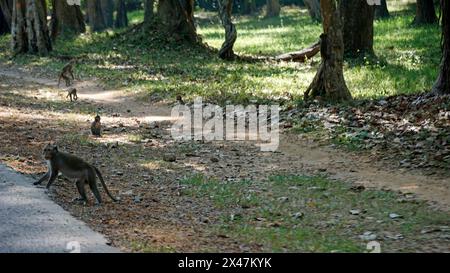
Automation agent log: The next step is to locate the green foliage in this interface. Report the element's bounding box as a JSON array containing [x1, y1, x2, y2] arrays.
[[0, 5, 441, 104]]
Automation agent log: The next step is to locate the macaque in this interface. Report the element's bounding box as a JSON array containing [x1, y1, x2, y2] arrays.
[[319, 33, 329, 60], [66, 88, 78, 102], [34, 144, 118, 204], [58, 60, 75, 87], [176, 95, 185, 105], [91, 114, 102, 137]]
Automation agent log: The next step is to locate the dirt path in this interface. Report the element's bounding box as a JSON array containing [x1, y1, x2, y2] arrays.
[[0, 66, 449, 252], [4, 66, 446, 210]]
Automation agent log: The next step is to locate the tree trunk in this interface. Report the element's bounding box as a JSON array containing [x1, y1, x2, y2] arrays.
[[50, 0, 85, 39], [114, 0, 128, 28], [340, 0, 374, 57], [157, 0, 197, 42], [375, 0, 390, 19], [240, 0, 256, 15], [304, 0, 352, 102], [87, 0, 106, 32], [11, 0, 52, 55], [100, 0, 114, 28], [0, 6, 8, 34], [275, 41, 320, 62], [414, 0, 437, 24], [0, 0, 12, 33], [218, 0, 237, 60], [431, 0, 449, 95], [144, 0, 154, 23], [265, 0, 280, 17], [304, 0, 321, 21]]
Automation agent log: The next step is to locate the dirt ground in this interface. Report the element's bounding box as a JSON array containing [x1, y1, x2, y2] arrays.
[[0, 65, 449, 252]]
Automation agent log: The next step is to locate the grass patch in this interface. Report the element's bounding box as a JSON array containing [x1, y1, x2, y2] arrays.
[[180, 174, 449, 252]]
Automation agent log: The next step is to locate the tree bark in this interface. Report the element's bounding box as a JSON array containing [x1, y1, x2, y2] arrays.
[[144, 0, 154, 23], [240, 0, 256, 15], [218, 0, 237, 60], [0, 0, 12, 33], [11, 0, 52, 55], [340, 0, 374, 57], [304, 0, 321, 21], [375, 0, 390, 19], [431, 0, 449, 95], [0, 6, 8, 34], [50, 0, 85, 39], [304, 0, 352, 102], [157, 0, 197, 42], [100, 0, 114, 28], [275, 41, 320, 62], [87, 0, 106, 32], [265, 0, 280, 17], [114, 0, 128, 28], [414, 0, 437, 24]]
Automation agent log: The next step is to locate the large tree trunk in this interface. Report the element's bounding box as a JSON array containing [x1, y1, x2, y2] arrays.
[[375, 0, 390, 19], [414, 0, 437, 24], [218, 0, 237, 60], [11, 0, 52, 55], [144, 0, 154, 23], [87, 0, 106, 32], [265, 0, 280, 17], [50, 0, 85, 39], [304, 0, 352, 102], [431, 0, 449, 95], [240, 0, 256, 15], [100, 0, 114, 28], [114, 0, 128, 28], [157, 0, 197, 42], [340, 0, 374, 57], [304, 0, 321, 22], [0, 0, 12, 33], [0, 6, 8, 34]]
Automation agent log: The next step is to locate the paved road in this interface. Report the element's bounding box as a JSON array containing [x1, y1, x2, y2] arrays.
[[0, 164, 119, 253]]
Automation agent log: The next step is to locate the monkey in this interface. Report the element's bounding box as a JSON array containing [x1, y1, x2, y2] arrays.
[[176, 95, 185, 105], [91, 114, 102, 137], [319, 33, 329, 60], [34, 144, 118, 204], [66, 88, 78, 102], [58, 60, 75, 87]]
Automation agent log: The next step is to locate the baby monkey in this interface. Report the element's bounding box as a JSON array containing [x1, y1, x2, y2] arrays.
[[176, 95, 185, 105], [91, 114, 102, 136], [34, 144, 118, 204], [58, 60, 75, 87], [66, 88, 78, 102]]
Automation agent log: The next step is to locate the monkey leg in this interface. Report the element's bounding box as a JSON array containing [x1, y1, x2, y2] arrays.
[[88, 173, 102, 204], [46, 172, 58, 189], [34, 172, 49, 185], [75, 179, 88, 202]]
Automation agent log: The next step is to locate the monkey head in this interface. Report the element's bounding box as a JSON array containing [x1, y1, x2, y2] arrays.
[[95, 114, 101, 122], [43, 144, 58, 160]]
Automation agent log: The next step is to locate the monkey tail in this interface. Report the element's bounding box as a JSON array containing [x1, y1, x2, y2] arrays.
[[93, 166, 118, 202]]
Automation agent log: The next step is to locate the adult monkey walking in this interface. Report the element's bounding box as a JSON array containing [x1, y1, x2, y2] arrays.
[[34, 144, 118, 204]]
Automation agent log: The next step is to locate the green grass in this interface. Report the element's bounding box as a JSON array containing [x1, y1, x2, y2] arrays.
[[0, 4, 441, 103], [180, 174, 449, 252]]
